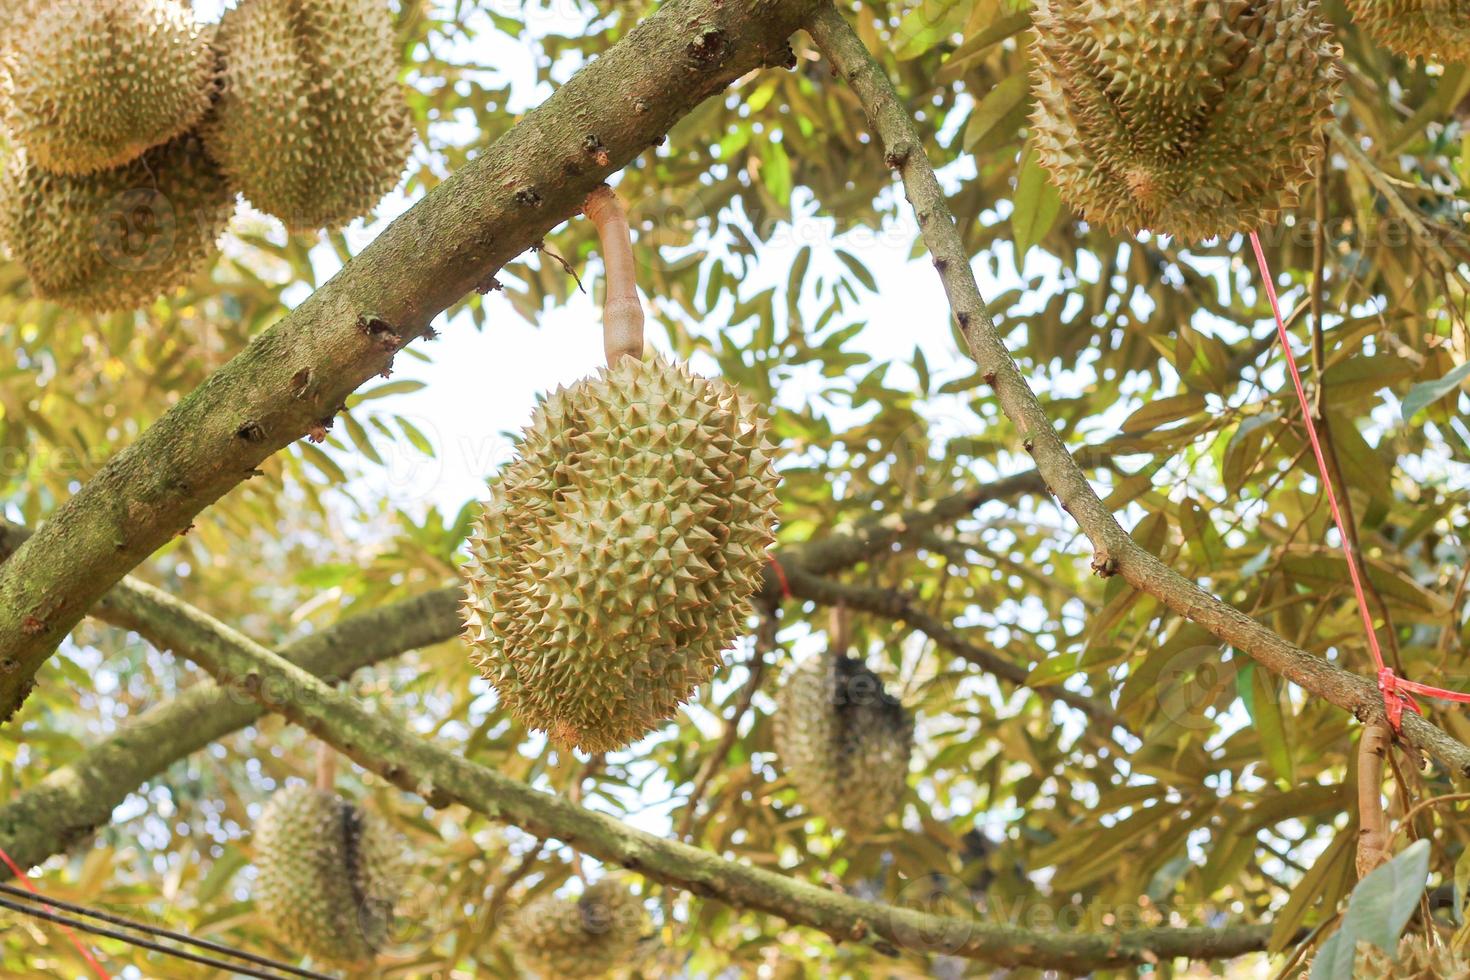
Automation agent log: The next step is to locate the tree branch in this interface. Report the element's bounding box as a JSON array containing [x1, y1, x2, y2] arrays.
[[804, 3, 1470, 779], [776, 563, 1127, 731], [0, 0, 821, 723], [0, 576, 460, 872], [104, 576, 1273, 972]]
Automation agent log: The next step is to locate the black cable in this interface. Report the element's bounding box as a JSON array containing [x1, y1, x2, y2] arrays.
[[0, 882, 330, 979], [0, 891, 335, 980]]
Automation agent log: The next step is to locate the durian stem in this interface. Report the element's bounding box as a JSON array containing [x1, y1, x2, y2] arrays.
[[1356, 722, 1392, 878], [828, 603, 850, 655], [583, 186, 644, 366], [316, 740, 338, 793]]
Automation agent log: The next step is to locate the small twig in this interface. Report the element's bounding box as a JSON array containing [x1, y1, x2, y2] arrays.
[[1390, 792, 1470, 846], [679, 615, 775, 842], [480, 838, 547, 941], [532, 239, 586, 294], [566, 753, 605, 885]]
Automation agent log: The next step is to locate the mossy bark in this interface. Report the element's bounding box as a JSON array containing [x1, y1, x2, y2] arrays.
[[107, 576, 1277, 972], [0, 576, 459, 870], [804, 3, 1470, 780], [0, 0, 818, 722]]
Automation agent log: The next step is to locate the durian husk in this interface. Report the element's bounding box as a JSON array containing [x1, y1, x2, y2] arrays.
[[252, 785, 405, 968], [0, 133, 235, 312], [1346, 0, 1470, 63], [1029, 0, 1342, 241], [1305, 935, 1470, 978], [773, 651, 914, 838], [509, 879, 646, 980], [0, 0, 214, 175], [206, 0, 415, 230], [460, 355, 780, 755]]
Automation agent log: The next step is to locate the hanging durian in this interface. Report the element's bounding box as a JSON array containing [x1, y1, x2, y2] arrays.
[[460, 187, 780, 754], [773, 612, 913, 838], [0, 134, 235, 312], [1029, 0, 1342, 241], [206, 0, 415, 230], [510, 879, 646, 980], [0, 0, 214, 175], [252, 781, 405, 968], [1346, 1, 1470, 63]]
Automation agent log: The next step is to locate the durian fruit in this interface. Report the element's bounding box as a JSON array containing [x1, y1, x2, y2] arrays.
[[773, 650, 914, 838], [1346, 1, 1470, 63], [1029, 0, 1342, 241], [252, 785, 405, 968], [1339, 935, 1470, 978], [461, 354, 780, 754], [0, 133, 235, 312], [0, 0, 214, 175], [206, 0, 415, 231], [509, 879, 646, 980]]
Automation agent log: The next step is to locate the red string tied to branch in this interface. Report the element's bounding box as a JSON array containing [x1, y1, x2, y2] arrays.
[[1249, 231, 1470, 735]]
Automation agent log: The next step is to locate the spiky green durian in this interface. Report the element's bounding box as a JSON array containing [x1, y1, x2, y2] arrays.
[[1029, 0, 1341, 241], [253, 785, 405, 968], [206, 0, 414, 231], [461, 355, 780, 755], [0, 0, 214, 175], [773, 652, 913, 838], [1346, 1, 1470, 63], [510, 879, 645, 980], [0, 133, 234, 312]]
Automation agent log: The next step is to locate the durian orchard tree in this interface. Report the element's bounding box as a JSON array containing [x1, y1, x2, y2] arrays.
[[2, 0, 1470, 976]]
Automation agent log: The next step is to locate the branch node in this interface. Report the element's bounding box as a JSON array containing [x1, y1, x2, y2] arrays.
[[884, 142, 911, 169], [687, 28, 729, 67], [235, 422, 266, 443], [582, 134, 611, 167], [290, 367, 312, 399], [1091, 555, 1119, 578], [982, 370, 996, 386], [476, 275, 504, 295], [356, 313, 403, 350], [514, 187, 543, 208]]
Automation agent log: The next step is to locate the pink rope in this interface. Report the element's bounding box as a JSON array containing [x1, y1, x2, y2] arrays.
[[1249, 231, 1470, 732]]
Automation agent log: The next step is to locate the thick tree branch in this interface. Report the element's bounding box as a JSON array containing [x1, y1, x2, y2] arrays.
[[0, 0, 820, 723], [106, 577, 1272, 972], [794, 471, 1047, 576], [0, 579, 460, 871], [805, 4, 1470, 778]]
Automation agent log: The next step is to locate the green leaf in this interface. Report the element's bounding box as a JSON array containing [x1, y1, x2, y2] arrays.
[[963, 72, 1029, 153], [1025, 652, 1078, 688], [1403, 360, 1470, 421], [1244, 662, 1294, 783], [835, 250, 878, 293], [1121, 393, 1207, 434], [347, 379, 427, 406], [342, 412, 384, 465], [1011, 149, 1062, 270], [760, 139, 792, 205]]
